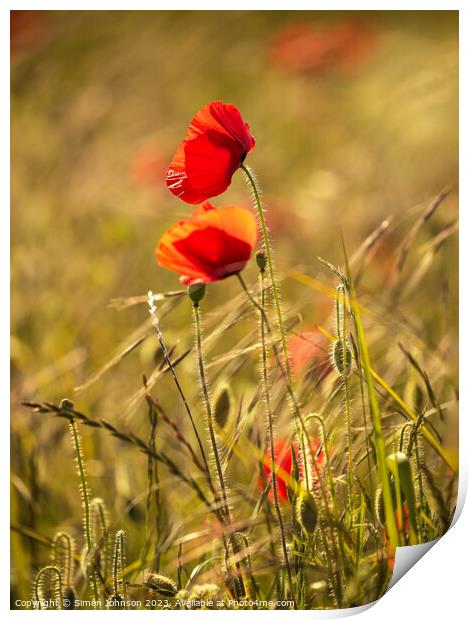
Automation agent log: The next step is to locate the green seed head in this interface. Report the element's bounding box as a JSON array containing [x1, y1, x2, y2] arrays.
[[331, 339, 352, 375], [296, 491, 318, 536]]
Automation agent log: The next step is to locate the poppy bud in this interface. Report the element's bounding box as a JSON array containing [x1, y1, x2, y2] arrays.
[[331, 339, 352, 375], [214, 384, 232, 429], [144, 572, 178, 597], [296, 491, 318, 535], [256, 251, 267, 273], [188, 283, 206, 306]]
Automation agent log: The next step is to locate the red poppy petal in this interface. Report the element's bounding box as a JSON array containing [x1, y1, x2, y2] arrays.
[[173, 227, 252, 281], [166, 101, 255, 204], [166, 132, 243, 204], [155, 203, 257, 284]]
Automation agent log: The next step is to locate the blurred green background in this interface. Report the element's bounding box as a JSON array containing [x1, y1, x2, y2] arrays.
[[11, 10, 458, 599]]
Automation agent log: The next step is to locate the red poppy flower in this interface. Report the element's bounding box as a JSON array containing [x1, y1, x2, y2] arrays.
[[166, 101, 255, 205], [262, 438, 294, 502], [261, 437, 324, 503], [155, 202, 257, 286]]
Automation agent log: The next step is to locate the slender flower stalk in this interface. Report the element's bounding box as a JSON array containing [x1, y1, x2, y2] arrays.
[[34, 566, 64, 610], [192, 301, 231, 522], [258, 263, 296, 606], [112, 530, 127, 602], [335, 285, 355, 526], [237, 271, 342, 604], [52, 532, 73, 588], [241, 164, 311, 492], [66, 403, 99, 602], [190, 285, 251, 599], [342, 246, 400, 549]]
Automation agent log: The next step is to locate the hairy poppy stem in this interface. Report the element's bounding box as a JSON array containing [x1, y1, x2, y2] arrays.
[[241, 166, 345, 603], [68, 418, 99, 602], [192, 303, 231, 523], [241, 164, 311, 492], [34, 566, 64, 610], [341, 239, 400, 550], [336, 286, 356, 532], [192, 301, 249, 598], [258, 267, 297, 608]]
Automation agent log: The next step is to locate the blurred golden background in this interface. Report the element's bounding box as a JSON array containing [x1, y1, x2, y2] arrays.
[[11, 10, 458, 601]]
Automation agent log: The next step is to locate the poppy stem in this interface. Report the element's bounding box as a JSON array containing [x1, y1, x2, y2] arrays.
[[192, 302, 231, 523], [192, 300, 250, 599], [240, 164, 294, 384], [336, 286, 356, 535], [68, 418, 99, 602], [240, 164, 311, 492], [258, 266, 297, 608], [241, 166, 344, 604]]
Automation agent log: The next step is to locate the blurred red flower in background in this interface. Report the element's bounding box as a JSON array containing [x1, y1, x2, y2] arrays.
[[155, 202, 257, 285], [270, 17, 379, 75], [10, 10, 47, 55], [166, 101, 255, 205], [261, 436, 324, 502], [131, 142, 168, 189], [288, 327, 331, 381]]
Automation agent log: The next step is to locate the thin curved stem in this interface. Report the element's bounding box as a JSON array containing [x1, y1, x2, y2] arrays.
[[192, 301, 249, 599], [69, 420, 99, 601], [148, 292, 211, 483], [35, 566, 64, 610], [259, 268, 296, 607], [192, 303, 231, 523]]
